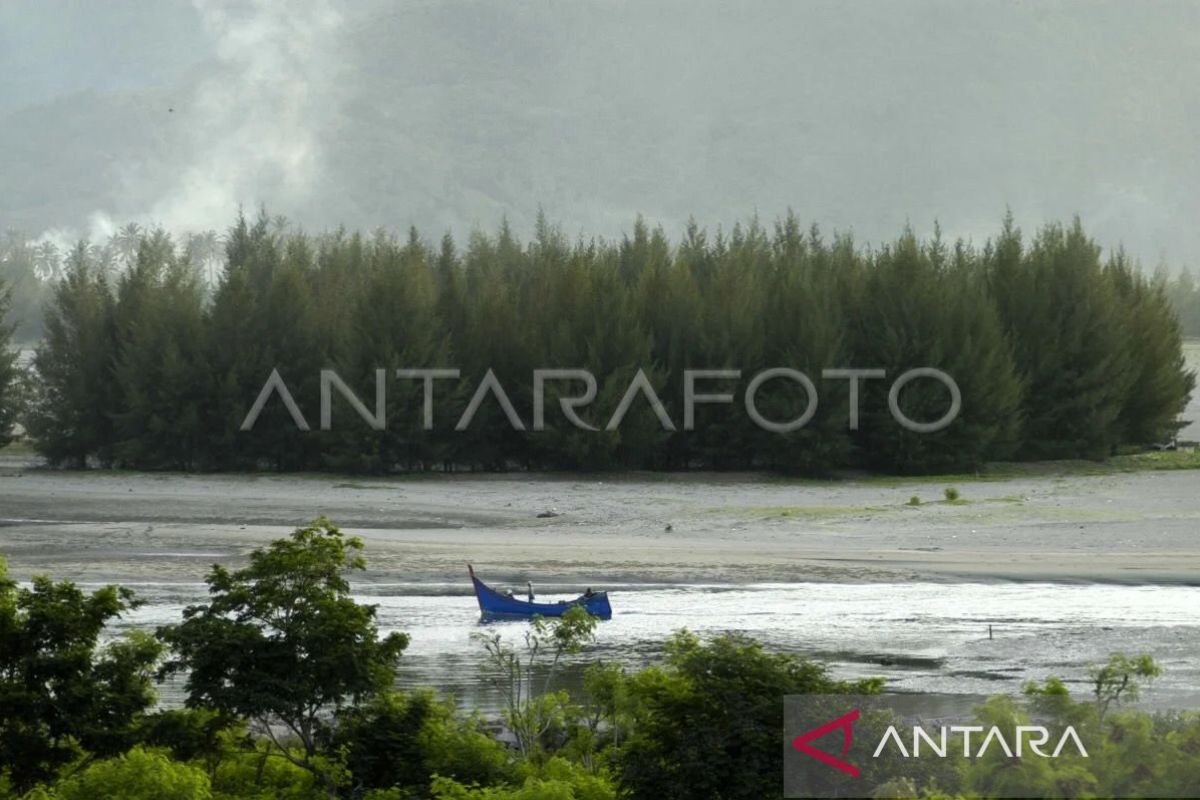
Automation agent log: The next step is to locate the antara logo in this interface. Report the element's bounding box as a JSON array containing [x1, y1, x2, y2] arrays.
[[872, 723, 1089, 759], [791, 709, 862, 777], [791, 709, 1088, 778]]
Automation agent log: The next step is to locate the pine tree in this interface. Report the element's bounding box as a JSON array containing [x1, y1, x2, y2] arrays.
[[205, 214, 324, 471], [204, 263, 260, 469], [564, 243, 657, 468], [747, 216, 854, 473], [1016, 221, 1132, 458], [1106, 251, 1195, 445], [678, 218, 770, 469], [328, 229, 448, 471], [250, 232, 324, 470], [449, 228, 533, 469], [852, 227, 1022, 472], [111, 230, 208, 468], [26, 244, 117, 466], [630, 221, 696, 468]]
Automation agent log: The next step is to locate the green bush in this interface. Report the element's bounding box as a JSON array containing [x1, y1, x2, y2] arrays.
[[53, 747, 211, 800], [430, 758, 615, 800], [334, 689, 514, 795], [0, 559, 162, 792], [614, 632, 882, 800], [206, 737, 325, 800], [136, 709, 240, 765]]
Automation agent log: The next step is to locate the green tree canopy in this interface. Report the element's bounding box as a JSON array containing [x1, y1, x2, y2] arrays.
[[0, 558, 162, 792], [50, 747, 213, 800], [158, 518, 409, 792], [25, 244, 117, 466], [615, 631, 883, 800]]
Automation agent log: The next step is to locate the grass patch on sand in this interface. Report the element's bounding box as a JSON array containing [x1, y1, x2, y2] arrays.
[[705, 505, 872, 519], [942, 486, 965, 504], [0, 440, 35, 456], [902, 491, 1026, 510], [833, 449, 1200, 486], [1108, 449, 1200, 472]]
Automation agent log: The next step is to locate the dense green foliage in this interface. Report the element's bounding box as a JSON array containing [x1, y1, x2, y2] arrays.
[[159, 518, 409, 793], [23, 246, 118, 466], [333, 690, 515, 795], [16, 212, 1194, 473], [3, 525, 1199, 798], [42, 747, 213, 800], [612, 631, 881, 800], [0, 558, 162, 792]]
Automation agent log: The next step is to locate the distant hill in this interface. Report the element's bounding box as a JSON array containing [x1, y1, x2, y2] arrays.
[[3, 1, 1200, 265]]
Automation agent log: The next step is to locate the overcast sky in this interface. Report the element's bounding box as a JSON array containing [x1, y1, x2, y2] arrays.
[[2, 0, 1198, 267]]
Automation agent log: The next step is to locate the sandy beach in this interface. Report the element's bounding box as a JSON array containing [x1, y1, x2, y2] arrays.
[[1, 466, 1197, 586]]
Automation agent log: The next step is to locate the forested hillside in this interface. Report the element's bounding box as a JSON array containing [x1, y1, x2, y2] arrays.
[[4, 2, 1200, 269]]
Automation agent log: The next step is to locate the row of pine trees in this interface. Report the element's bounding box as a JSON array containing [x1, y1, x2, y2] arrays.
[[9, 211, 1195, 474]]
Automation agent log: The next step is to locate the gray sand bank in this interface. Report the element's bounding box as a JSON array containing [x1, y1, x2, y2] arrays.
[[1, 468, 1196, 585]]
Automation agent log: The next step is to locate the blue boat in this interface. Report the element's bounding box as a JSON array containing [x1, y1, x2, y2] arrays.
[[468, 565, 613, 621]]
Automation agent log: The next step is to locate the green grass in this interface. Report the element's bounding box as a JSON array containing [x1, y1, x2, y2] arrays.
[[0, 440, 35, 456], [813, 450, 1200, 486], [705, 505, 873, 519], [1107, 448, 1200, 472]]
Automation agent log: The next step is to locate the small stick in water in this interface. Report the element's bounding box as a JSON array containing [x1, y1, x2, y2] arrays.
[[988, 624, 993, 640]]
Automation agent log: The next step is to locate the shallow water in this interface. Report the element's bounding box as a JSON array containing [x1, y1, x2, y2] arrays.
[[4, 417, 1198, 713], [108, 580, 1200, 713]]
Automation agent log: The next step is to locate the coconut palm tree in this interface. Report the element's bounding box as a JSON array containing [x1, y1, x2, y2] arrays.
[[184, 229, 223, 286], [111, 222, 143, 269], [32, 241, 61, 281]]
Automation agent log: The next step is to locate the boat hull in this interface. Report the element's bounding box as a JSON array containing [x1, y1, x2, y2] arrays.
[[469, 568, 612, 620]]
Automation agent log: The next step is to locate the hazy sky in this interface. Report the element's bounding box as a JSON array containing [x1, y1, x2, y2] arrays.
[[0, 1, 210, 112], [2, 0, 1198, 266]]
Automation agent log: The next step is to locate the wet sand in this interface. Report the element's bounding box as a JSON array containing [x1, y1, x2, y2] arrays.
[[1, 467, 1197, 586]]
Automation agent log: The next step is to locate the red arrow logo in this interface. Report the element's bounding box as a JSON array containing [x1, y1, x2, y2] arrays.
[[791, 709, 861, 777]]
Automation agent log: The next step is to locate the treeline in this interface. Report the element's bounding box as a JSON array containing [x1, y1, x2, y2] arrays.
[[0, 225, 226, 344], [0, 231, 54, 344], [3, 522, 1198, 799], [8, 211, 1195, 473]]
